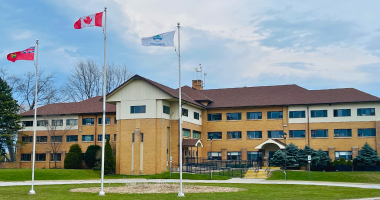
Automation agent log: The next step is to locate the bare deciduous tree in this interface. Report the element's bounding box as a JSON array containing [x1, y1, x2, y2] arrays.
[[43, 114, 75, 168], [65, 59, 134, 102]]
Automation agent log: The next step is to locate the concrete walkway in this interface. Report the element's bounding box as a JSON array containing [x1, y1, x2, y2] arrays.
[[1, 178, 380, 190]]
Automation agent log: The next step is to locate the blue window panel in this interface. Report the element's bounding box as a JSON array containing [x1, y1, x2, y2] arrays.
[[334, 129, 352, 137], [247, 131, 262, 139], [267, 111, 283, 119], [227, 113, 241, 120], [289, 111, 305, 118], [311, 130, 328, 137], [208, 132, 222, 139], [208, 113, 222, 121], [268, 131, 284, 138], [289, 130, 305, 138], [333, 109, 351, 117], [358, 129, 376, 137], [357, 108, 375, 116], [131, 105, 146, 114], [247, 112, 262, 120]]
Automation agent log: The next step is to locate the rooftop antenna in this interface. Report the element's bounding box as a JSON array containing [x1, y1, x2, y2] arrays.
[[203, 72, 207, 88], [195, 64, 202, 88]]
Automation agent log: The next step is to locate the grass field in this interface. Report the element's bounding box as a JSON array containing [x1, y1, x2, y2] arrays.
[[1, 183, 380, 200], [268, 170, 380, 184], [0, 169, 229, 182]]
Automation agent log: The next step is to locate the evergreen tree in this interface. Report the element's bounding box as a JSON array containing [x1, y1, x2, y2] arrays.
[[353, 143, 380, 166], [285, 143, 298, 166], [64, 144, 83, 169], [104, 137, 115, 174], [316, 149, 331, 166], [270, 150, 285, 167], [84, 145, 101, 169], [0, 78, 22, 161], [297, 145, 319, 166], [338, 157, 347, 165]]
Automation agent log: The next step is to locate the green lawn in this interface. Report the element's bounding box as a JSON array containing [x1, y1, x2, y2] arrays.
[[1, 183, 380, 200], [268, 170, 380, 184], [0, 169, 229, 182]]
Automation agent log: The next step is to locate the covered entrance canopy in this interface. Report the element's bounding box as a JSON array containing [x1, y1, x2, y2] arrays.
[[254, 139, 286, 150], [182, 139, 203, 147]]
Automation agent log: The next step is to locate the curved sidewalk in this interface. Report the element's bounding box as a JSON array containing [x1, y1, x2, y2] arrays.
[[1, 178, 380, 189]]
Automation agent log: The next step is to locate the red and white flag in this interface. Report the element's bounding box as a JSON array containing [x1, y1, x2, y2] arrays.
[[74, 12, 103, 29], [6, 46, 35, 62]]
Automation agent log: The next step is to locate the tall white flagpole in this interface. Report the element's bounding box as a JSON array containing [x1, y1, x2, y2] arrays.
[[177, 22, 185, 198], [28, 39, 39, 195], [99, 6, 107, 197]]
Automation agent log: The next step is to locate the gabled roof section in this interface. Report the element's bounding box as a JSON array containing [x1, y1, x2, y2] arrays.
[[21, 96, 116, 117], [105, 75, 205, 108], [254, 139, 287, 150], [182, 139, 203, 147]]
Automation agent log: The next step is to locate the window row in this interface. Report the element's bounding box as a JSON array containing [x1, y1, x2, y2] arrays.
[[182, 129, 202, 139], [21, 153, 62, 161], [22, 134, 117, 143], [22, 119, 78, 127], [207, 151, 262, 160], [208, 111, 279, 121], [83, 117, 117, 125], [290, 108, 376, 119], [206, 128, 376, 139]]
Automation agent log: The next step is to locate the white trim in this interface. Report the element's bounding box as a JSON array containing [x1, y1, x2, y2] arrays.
[[254, 139, 286, 150]]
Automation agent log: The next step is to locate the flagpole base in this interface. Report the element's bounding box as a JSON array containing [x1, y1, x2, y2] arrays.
[[177, 192, 185, 197], [98, 191, 106, 196], [28, 190, 36, 195]]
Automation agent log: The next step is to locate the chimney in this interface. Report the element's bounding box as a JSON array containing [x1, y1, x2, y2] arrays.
[[192, 80, 203, 90]]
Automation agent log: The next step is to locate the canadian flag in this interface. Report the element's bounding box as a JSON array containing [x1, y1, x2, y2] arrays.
[[74, 12, 103, 29]]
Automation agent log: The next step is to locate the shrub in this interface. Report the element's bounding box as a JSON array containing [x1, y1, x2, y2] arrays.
[[316, 149, 332, 166], [84, 145, 101, 169], [346, 160, 353, 167], [64, 144, 83, 169], [104, 137, 115, 174], [297, 145, 319, 167], [353, 143, 380, 166], [338, 157, 347, 166], [270, 150, 285, 167], [332, 159, 339, 167]]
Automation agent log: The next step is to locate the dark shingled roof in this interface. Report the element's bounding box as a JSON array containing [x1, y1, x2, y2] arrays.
[[182, 139, 201, 146], [21, 96, 116, 117]]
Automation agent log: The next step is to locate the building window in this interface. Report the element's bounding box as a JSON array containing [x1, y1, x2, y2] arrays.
[[311, 130, 328, 138], [114, 134, 117, 141], [334, 109, 351, 117], [227, 152, 241, 160], [98, 117, 111, 125], [36, 154, 46, 161], [194, 112, 200, 120], [227, 113, 241, 120], [183, 129, 191, 137], [289, 130, 305, 138], [268, 131, 284, 138], [66, 119, 78, 126], [36, 136, 47, 143], [267, 111, 283, 119], [51, 136, 62, 142], [358, 129, 376, 137], [114, 117, 117, 124], [247, 112, 262, 120], [357, 108, 375, 116], [335, 151, 352, 160], [334, 129, 352, 137], [51, 153, 61, 161], [311, 110, 328, 118], [247, 131, 262, 139], [193, 130, 201, 139], [163, 105, 170, 114], [227, 131, 242, 139], [21, 154, 31, 161], [52, 120, 63, 126], [82, 118, 94, 125], [207, 152, 221, 160], [131, 105, 146, 114], [22, 121, 33, 127], [182, 108, 188, 117], [98, 134, 110, 142], [132, 133, 135, 143], [66, 135, 78, 142], [208, 132, 222, 139], [82, 135, 94, 142], [37, 120, 48, 126], [207, 113, 222, 121], [141, 133, 143, 142], [289, 111, 305, 118], [22, 136, 33, 143], [247, 152, 262, 160]]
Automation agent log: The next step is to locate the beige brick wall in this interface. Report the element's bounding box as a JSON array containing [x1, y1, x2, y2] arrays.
[[19, 113, 117, 169]]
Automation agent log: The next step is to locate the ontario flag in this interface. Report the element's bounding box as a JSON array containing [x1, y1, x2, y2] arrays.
[[74, 12, 103, 29], [7, 47, 35, 62]]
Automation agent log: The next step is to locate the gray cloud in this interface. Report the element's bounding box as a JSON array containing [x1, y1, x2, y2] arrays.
[[272, 62, 314, 70]]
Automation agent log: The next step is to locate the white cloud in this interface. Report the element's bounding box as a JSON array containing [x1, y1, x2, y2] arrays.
[[11, 30, 33, 40]]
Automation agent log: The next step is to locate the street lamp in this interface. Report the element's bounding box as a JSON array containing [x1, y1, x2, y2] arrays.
[[283, 132, 287, 180]]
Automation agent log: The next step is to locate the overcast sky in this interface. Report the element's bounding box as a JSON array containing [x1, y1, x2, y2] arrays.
[[2, 0, 380, 97]]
